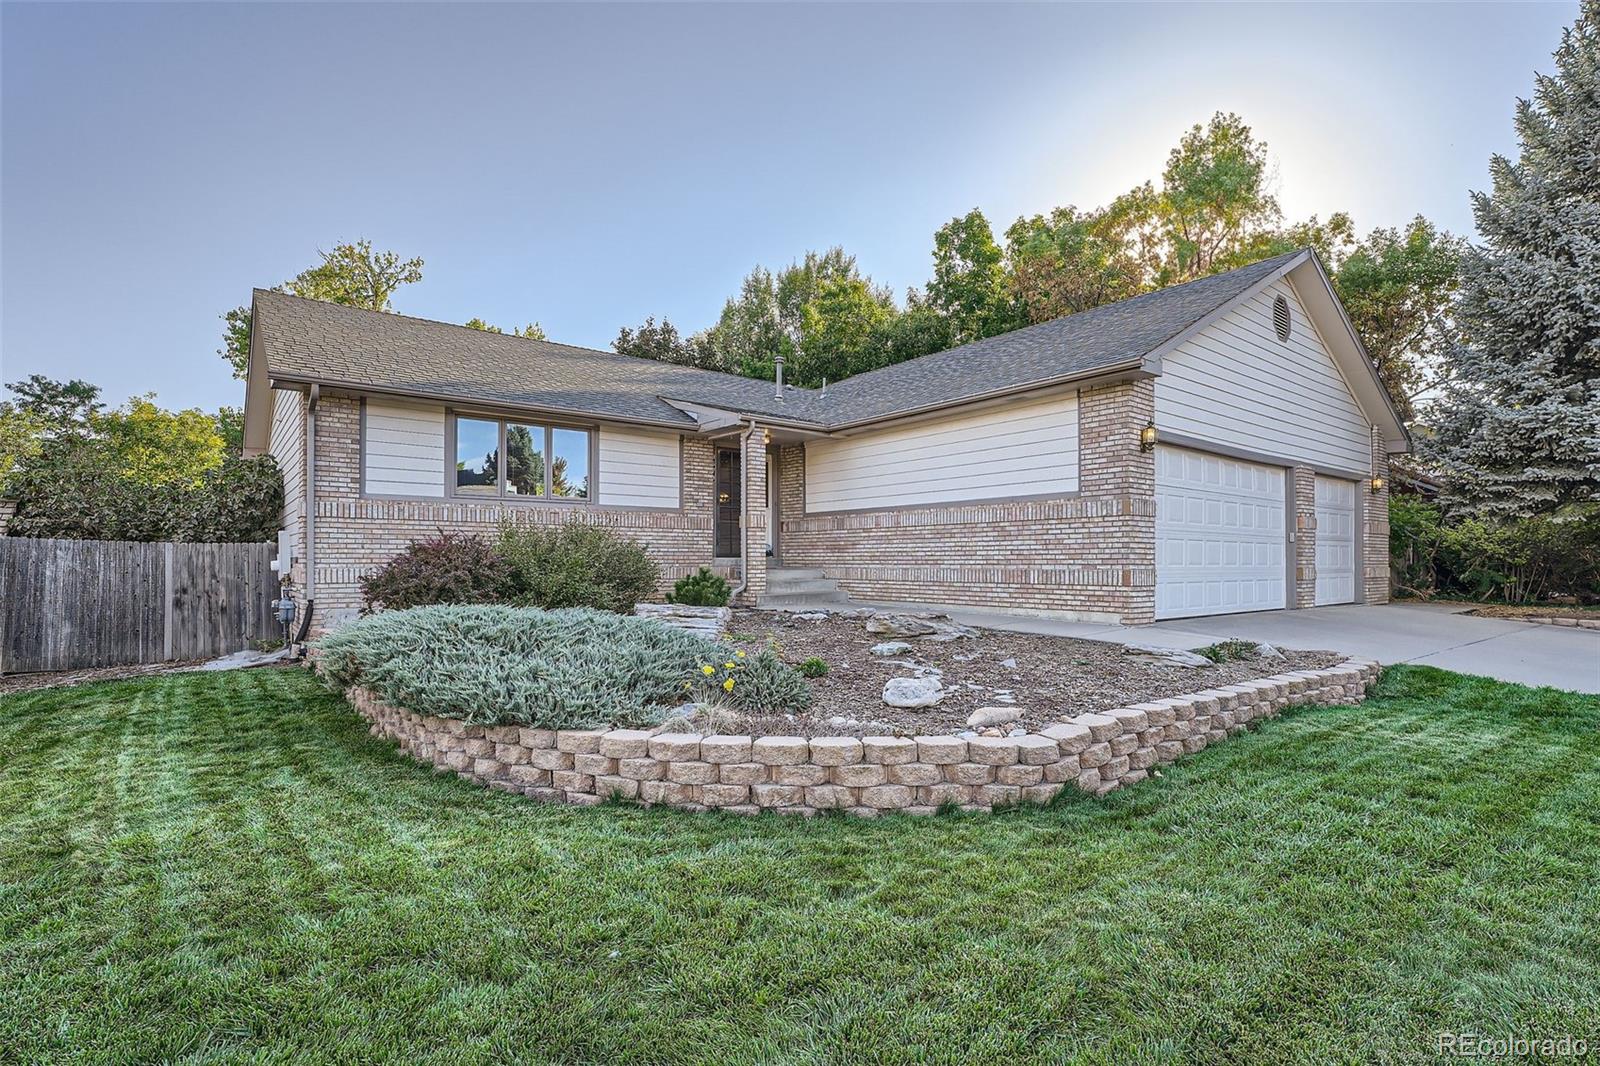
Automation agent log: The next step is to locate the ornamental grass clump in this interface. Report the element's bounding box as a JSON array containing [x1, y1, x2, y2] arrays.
[[314, 604, 808, 728]]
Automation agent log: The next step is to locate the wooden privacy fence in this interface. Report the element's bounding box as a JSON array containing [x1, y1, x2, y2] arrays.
[[0, 538, 280, 674]]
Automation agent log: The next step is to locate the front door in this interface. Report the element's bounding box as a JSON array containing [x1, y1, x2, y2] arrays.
[[714, 448, 741, 557]]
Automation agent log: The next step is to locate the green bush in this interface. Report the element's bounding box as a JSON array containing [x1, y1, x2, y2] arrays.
[[667, 566, 731, 607], [799, 656, 829, 678], [726, 651, 813, 713], [7, 436, 283, 543], [497, 521, 660, 613], [315, 605, 811, 728], [1390, 497, 1600, 603], [360, 532, 515, 612], [1193, 639, 1260, 664]]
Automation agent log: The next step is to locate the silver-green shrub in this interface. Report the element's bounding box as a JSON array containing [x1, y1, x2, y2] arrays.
[[314, 605, 808, 728]]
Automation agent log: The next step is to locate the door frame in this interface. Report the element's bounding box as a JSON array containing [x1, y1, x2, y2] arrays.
[[713, 446, 741, 560]]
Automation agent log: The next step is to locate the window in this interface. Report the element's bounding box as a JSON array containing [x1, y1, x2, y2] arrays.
[[451, 414, 591, 502]]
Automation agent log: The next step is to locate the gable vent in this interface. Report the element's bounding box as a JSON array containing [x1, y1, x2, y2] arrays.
[[1272, 295, 1292, 342]]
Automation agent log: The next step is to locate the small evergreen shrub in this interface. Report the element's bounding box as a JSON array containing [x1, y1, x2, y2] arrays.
[[497, 521, 660, 613], [315, 605, 813, 728], [799, 656, 829, 678], [668, 566, 731, 607], [360, 532, 515, 612]]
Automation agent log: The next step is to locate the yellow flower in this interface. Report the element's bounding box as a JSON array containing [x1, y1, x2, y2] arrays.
[[701, 664, 714, 676], [735, 650, 746, 658], [724, 661, 735, 669], [723, 677, 735, 692]]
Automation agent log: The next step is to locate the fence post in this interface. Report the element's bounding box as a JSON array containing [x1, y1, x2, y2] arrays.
[[163, 542, 175, 662]]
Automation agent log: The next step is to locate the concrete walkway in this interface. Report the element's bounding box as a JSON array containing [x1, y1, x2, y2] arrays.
[[849, 600, 1600, 694]]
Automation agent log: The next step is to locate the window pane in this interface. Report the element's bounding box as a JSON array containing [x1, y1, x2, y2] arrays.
[[454, 418, 499, 496], [505, 423, 544, 497], [551, 428, 589, 499]]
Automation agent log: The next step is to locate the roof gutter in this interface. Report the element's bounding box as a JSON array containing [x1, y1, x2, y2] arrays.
[[266, 373, 700, 434], [821, 359, 1151, 436]]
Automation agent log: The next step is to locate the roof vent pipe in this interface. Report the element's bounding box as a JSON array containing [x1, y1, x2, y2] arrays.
[[773, 350, 785, 402]]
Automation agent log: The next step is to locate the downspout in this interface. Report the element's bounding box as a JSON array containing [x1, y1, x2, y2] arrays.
[[726, 419, 757, 603], [301, 384, 319, 635]]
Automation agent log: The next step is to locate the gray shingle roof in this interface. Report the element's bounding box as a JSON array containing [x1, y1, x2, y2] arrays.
[[254, 250, 1306, 431]]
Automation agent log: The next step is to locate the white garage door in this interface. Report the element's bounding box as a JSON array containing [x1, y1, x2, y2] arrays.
[[1156, 446, 1287, 619], [1314, 476, 1357, 605]]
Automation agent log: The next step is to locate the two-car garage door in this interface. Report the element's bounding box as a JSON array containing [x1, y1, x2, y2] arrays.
[[1155, 446, 1359, 619], [1155, 446, 1286, 619]]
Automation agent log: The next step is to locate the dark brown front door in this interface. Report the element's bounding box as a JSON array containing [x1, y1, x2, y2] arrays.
[[714, 448, 741, 557]]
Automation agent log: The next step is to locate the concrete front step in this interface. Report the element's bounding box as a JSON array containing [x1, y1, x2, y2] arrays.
[[761, 566, 852, 608], [766, 577, 846, 596], [766, 567, 826, 583], [760, 589, 851, 607]]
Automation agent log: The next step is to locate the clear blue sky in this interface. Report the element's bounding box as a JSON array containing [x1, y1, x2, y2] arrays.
[[0, 1, 1579, 413]]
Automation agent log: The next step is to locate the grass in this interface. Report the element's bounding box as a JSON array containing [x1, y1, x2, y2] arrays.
[[2, 667, 1597, 1064]]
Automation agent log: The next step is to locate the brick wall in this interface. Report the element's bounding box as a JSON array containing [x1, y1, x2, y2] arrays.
[[302, 394, 721, 624], [1291, 466, 1317, 608], [777, 382, 1158, 624], [1364, 429, 1391, 604]]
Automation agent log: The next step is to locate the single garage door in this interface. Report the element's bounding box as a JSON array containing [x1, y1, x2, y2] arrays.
[[1155, 446, 1287, 619], [1314, 475, 1357, 605]]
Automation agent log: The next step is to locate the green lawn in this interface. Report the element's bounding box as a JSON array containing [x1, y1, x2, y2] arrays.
[[2, 667, 1597, 1064]]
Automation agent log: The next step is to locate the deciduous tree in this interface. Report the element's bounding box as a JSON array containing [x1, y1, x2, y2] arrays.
[[220, 241, 425, 378]]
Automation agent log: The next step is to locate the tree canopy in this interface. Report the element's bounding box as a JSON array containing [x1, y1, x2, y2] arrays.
[[220, 240, 425, 378], [1426, 0, 1600, 518], [608, 111, 1462, 421]]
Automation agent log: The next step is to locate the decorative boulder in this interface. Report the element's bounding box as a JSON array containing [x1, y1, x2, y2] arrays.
[[883, 675, 944, 708], [1123, 643, 1215, 668], [865, 612, 976, 643], [966, 706, 1021, 728], [870, 640, 914, 657]]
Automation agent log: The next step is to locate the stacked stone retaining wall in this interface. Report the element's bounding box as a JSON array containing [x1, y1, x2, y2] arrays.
[[350, 658, 1381, 816]]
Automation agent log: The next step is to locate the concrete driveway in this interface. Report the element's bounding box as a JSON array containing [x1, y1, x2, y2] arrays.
[[877, 601, 1600, 694]]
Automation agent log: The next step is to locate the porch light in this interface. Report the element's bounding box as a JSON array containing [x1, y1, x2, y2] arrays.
[[1370, 476, 1386, 494], [1139, 421, 1159, 452]]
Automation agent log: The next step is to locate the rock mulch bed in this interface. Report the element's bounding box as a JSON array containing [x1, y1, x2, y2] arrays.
[[351, 657, 1383, 817], [716, 609, 1342, 738]]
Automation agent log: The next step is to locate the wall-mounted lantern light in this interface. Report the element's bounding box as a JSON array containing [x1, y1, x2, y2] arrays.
[[1139, 422, 1159, 452], [1370, 476, 1386, 494]]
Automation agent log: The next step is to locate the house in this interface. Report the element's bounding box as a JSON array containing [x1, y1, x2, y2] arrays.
[[241, 248, 1408, 630]]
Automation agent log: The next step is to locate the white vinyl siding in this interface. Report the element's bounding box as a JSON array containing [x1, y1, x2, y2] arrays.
[[1155, 445, 1287, 619], [804, 392, 1079, 513], [267, 388, 306, 565], [1154, 279, 1372, 473], [1314, 475, 1358, 606], [364, 401, 446, 497], [596, 427, 680, 508]]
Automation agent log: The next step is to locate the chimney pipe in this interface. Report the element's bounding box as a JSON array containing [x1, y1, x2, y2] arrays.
[[774, 351, 785, 401]]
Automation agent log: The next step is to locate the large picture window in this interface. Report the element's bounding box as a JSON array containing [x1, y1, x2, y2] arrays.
[[451, 414, 590, 501]]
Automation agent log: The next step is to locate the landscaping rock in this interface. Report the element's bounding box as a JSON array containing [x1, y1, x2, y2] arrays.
[[633, 603, 730, 639], [1123, 643, 1216, 668], [966, 706, 1021, 728], [870, 640, 914, 657], [865, 612, 977, 642], [883, 675, 944, 708], [1254, 642, 1286, 660]]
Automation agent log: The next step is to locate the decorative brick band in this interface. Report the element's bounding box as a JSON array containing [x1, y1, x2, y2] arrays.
[[349, 658, 1381, 816]]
